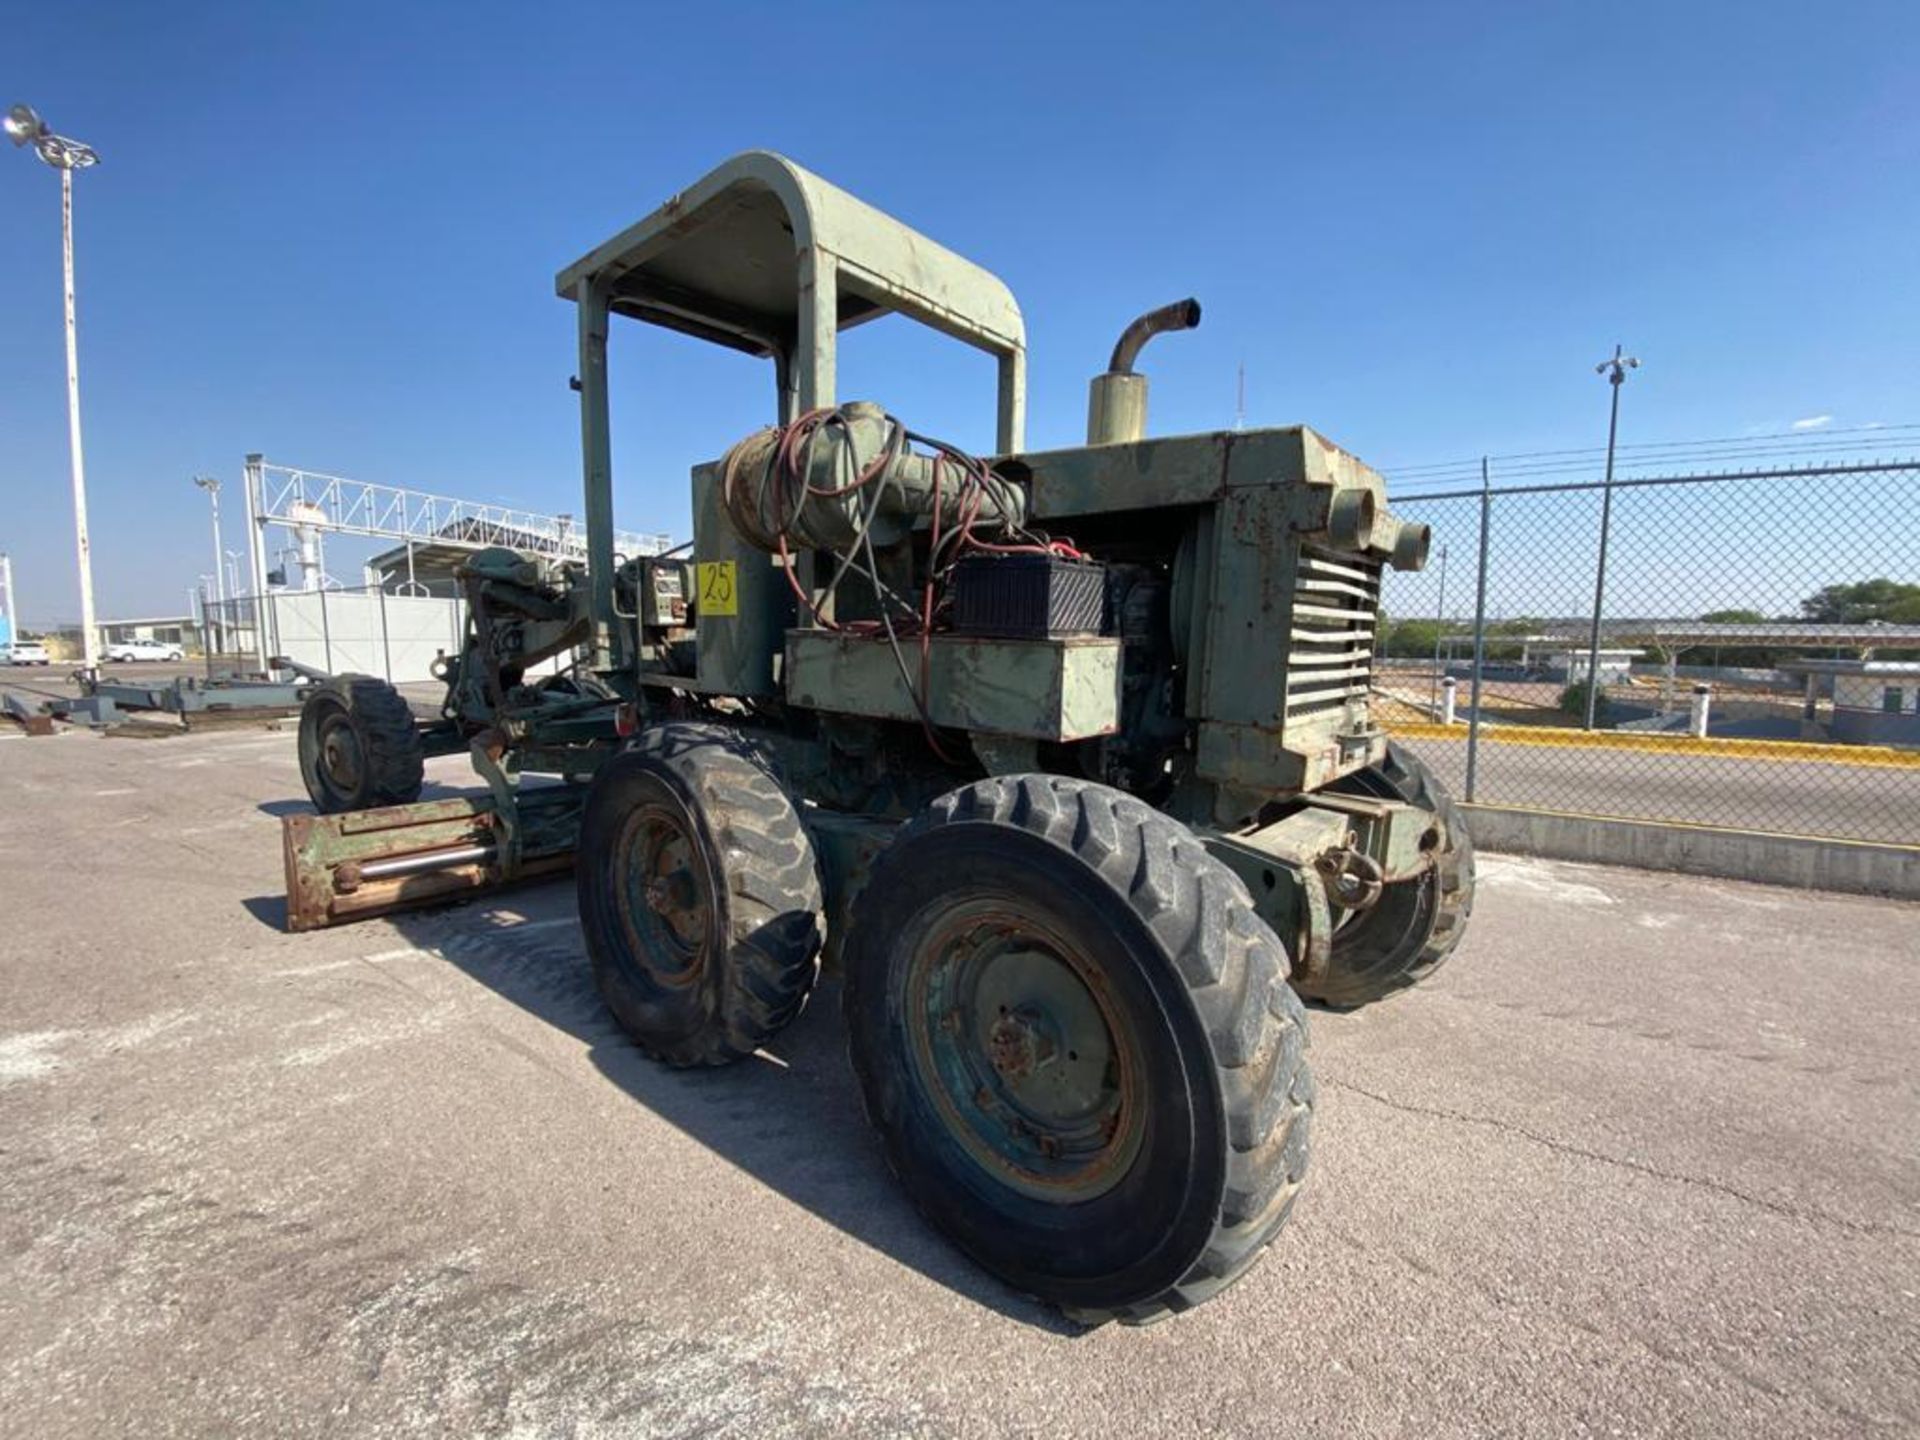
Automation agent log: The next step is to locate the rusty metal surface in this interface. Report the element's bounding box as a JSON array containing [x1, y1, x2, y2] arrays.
[[2, 690, 55, 735], [282, 791, 581, 932], [1200, 809, 1346, 986], [903, 897, 1145, 1203], [784, 631, 1121, 742]]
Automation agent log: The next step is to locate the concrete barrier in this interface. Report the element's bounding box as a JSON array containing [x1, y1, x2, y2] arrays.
[[1391, 720, 1920, 770], [1463, 804, 1920, 900]]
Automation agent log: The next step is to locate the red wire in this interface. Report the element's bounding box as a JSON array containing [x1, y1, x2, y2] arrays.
[[746, 405, 1088, 768]]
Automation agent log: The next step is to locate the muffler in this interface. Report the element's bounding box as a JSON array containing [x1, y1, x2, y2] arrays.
[[1086, 298, 1202, 445]]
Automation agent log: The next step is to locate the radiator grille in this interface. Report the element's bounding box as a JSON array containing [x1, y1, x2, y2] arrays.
[[1286, 544, 1381, 722]]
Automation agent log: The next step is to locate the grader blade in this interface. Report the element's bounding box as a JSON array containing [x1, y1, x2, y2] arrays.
[[282, 790, 581, 932]]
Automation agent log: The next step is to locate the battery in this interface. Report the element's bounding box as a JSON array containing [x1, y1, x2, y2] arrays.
[[950, 553, 1107, 640]]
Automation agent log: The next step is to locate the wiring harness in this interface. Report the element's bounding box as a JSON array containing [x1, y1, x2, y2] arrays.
[[718, 403, 1083, 756]]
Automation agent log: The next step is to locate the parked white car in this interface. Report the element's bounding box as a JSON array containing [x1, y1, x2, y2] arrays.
[[104, 638, 185, 663], [2, 641, 51, 665]]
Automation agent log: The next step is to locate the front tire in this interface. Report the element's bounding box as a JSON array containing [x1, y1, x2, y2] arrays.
[[844, 774, 1313, 1324], [296, 674, 425, 813], [578, 723, 824, 1067]]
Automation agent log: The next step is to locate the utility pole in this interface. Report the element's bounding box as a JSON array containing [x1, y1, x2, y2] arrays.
[[194, 476, 224, 652], [6, 104, 102, 675], [1582, 343, 1640, 729]]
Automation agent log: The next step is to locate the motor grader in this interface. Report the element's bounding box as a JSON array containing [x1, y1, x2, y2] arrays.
[[284, 152, 1473, 1324]]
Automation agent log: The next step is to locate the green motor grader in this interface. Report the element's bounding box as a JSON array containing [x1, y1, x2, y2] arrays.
[[285, 151, 1473, 1323]]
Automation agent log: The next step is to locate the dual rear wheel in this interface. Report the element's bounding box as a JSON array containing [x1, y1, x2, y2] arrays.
[[578, 727, 1314, 1322]]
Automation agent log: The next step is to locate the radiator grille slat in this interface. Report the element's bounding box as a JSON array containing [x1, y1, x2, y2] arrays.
[[1287, 543, 1382, 723]]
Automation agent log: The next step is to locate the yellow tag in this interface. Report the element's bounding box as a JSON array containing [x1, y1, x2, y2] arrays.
[[696, 560, 738, 617]]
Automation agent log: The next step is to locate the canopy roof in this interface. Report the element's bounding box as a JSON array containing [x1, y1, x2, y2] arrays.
[[554, 150, 1024, 367]]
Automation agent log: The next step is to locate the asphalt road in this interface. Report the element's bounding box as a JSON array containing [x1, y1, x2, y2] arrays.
[[1402, 733, 1918, 845], [1, 724, 1916, 1437]]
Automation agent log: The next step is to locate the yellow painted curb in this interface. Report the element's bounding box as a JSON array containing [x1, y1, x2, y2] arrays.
[[1386, 722, 1920, 770]]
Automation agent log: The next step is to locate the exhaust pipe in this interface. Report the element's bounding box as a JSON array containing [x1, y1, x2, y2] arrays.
[[1087, 298, 1202, 445]]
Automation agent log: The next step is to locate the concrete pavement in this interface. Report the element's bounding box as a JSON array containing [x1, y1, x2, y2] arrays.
[[1, 723, 1916, 1437]]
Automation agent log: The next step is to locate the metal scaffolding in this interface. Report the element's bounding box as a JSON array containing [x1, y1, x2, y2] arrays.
[[246, 456, 669, 565], [237, 454, 676, 666]]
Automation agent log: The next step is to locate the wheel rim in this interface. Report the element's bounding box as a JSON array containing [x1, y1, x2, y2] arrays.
[[314, 707, 364, 804], [612, 801, 710, 984], [905, 897, 1145, 1202]]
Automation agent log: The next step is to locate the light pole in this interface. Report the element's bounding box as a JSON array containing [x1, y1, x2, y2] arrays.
[[194, 475, 224, 653], [6, 103, 101, 675], [1582, 343, 1640, 729], [1429, 543, 1450, 717]]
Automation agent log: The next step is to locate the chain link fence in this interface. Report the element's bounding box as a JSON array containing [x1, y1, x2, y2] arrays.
[[1377, 460, 1920, 845], [198, 461, 1920, 846]]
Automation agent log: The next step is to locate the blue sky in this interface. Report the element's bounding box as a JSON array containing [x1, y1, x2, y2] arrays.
[[3, 1, 1916, 623]]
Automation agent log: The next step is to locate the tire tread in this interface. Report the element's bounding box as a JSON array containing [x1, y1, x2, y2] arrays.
[[846, 772, 1313, 1327], [298, 673, 425, 812], [597, 723, 823, 1068]]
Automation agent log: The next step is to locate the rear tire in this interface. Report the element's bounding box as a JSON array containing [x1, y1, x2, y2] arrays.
[[297, 674, 425, 813], [578, 723, 824, 1067], [1296, 742, 1474, 1008], [844, 774, 1313, 1324]]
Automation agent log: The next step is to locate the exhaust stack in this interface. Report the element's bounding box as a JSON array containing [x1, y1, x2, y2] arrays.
[[1086, 298, 1201, 445]]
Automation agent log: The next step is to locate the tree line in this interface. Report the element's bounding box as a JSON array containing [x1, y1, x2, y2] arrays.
[[1378, 578, 1920, 659]]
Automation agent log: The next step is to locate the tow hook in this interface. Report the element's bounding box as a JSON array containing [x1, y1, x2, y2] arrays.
[[1315, 843, 1385, 912]]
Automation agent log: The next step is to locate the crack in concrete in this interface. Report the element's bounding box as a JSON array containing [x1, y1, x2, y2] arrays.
[[1321, 1073, 1920, 1242], [1442, 988, 1915, 1096]]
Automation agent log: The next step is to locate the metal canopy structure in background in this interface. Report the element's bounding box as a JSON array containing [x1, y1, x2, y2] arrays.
[[244, 458, 671, 566], [236, 456, 675, 667]]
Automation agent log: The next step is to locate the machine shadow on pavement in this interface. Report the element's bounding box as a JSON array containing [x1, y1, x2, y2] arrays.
[[372, 882, 1082, 1335]]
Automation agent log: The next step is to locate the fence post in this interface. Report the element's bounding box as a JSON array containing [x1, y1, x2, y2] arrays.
[[1690, 683, 1711, 739], [319, 585, 333, 675], [377, 583, 392, 682], [1464, 457, 1492, 804]]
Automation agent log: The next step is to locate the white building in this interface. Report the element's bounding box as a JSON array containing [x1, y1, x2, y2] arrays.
[[1782, 659, 1920, 747]]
